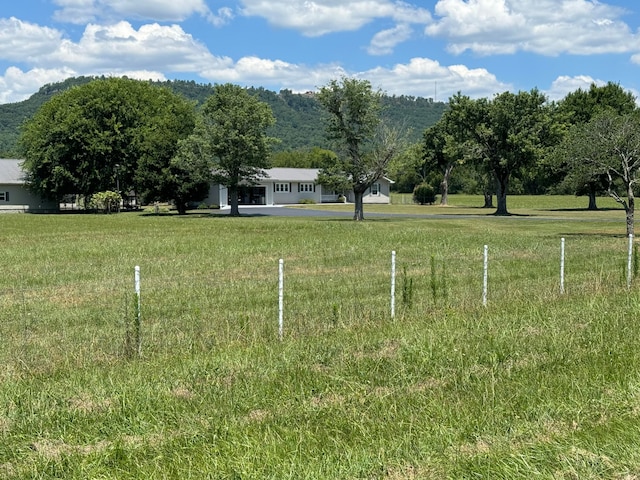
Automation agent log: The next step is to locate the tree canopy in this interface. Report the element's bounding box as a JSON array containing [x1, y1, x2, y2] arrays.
[[551, 82, 637, 209], [191, 83, 277, 216], [317, 77, 403, 220], [443, 89, 554, 215], [20, 77, 196, 207], [559, 110, 640, 235]]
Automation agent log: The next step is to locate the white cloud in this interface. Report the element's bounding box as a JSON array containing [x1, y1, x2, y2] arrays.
[[427, 0, 640, 56], [0, 18, 63, 62], [0, 66, 76, 103], [364, 57, 511, 99], [367, 24, 413, 55], [200, 54, 509, 100], [201, 56, 347, 91], [52, 0, 99, 23], [239, 0, 431, 37], [53, 0, 229, 25], [543, 74, 640, 105], [42, 22, 221, 74]]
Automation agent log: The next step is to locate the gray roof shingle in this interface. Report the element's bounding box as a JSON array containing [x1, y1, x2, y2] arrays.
[[0, 159, 26, 185]]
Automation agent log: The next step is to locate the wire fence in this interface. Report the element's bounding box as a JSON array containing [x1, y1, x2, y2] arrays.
[[0, 235, 636, 370]]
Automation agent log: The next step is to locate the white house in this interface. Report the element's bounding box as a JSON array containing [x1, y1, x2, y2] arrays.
[[206, 168, 393, 207], [0, 159, 58, 212]]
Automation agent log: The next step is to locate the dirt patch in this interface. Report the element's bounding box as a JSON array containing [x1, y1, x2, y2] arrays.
[[67, 394, 113, 414]]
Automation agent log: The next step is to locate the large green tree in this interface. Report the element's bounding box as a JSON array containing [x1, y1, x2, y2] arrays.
[[193, 83, 276, 216], [20, 78, 196, 206], [421, 111, 469, 206], [317, 77, 403, 221], [447, 90, 553, 215], [559, 110, 640, 235], [552, 82, 637, 209]]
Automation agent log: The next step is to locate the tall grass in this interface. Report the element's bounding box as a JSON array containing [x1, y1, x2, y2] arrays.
[[1, 203, 640, 478]]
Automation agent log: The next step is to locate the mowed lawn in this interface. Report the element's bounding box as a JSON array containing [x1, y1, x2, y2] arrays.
[[1, 195, 640, 479]]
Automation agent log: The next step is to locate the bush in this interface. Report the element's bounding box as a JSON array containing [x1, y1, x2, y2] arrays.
[[88, 191, 122, 213], [298, 198, 316, 204], [413, 183, 436, 205], [143, 204, 170, 214]]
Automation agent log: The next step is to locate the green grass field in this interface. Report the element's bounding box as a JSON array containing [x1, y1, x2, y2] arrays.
[[1, 195, 640, 479]]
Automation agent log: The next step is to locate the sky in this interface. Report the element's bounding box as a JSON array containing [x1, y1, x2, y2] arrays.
[[1, 0, 640, 105]]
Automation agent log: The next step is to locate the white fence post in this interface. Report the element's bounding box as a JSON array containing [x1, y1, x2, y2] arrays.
[[628, 234, 634, 289], [482, 245, 488, 307], [391, 251, 396, 319], [560, 237, 565, 295], [278, 259, 284, 341], [134, 265, 141, 356]]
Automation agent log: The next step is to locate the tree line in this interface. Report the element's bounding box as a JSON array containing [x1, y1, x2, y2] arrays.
[[18, 77, 407, 220], [17, 76, 640, 229], [414, 82, 639, 234]]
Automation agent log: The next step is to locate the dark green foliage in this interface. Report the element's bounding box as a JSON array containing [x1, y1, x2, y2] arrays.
[[19, 77, 196, 205], [413, 183, 436, 204], [194, 83, 276, 216], [271, 147, 338, 168], [317, 77, 406, 220], [429, 255, 448, 306], [400, 264, 413, 309], [550, 82, 638, 207]]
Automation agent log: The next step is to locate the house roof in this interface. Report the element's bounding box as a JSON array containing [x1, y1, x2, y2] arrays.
[[261, 168, 320, 182], [0, 159, 26, 185]]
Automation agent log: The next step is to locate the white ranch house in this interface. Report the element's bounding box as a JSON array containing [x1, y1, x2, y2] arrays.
[[0, 161, 393, 211], [206, 168, 393, 207], [0, 159, 58, 212]]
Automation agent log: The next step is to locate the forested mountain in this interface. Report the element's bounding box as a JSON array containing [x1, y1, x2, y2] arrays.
[[0, 77, 447, 157]]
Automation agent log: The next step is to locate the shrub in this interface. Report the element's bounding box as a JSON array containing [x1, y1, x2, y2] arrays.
[[413, 183, 436, 205], [88, 191, 122, 213], [143, 204, 170, 214], [298, 198, 316, 204]]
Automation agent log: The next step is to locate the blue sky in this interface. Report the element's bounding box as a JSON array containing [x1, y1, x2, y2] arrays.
[[1, 0, 639, 104]]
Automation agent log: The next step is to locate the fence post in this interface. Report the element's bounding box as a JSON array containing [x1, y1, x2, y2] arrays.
[[391, 251, 396, 319], [134, 265, 141, 357], [560, 237, 565, 294], [628, 234, 634, 289], [278, 259, 284, 341], [482, 245, 488, 307]]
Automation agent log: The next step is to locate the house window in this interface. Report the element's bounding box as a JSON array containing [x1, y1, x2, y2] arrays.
[[371, 183, 380, 196], [0, 191, 8, 201], [299, 183, 314, 192], [275, 183, 290, 192]]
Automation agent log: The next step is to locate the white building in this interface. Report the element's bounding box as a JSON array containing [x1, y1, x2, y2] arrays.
[[206, 168, 393, 207], [0, 159, 58, 212]]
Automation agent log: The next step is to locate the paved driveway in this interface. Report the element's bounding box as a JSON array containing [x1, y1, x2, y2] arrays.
[[231, 206, 356, 217]]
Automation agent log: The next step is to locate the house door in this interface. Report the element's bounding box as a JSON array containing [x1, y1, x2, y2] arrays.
[[234, 186, 266, 205]]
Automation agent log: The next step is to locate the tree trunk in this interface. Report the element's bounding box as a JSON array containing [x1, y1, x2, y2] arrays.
[[483, 192, 493, 208], [353, 190, 365, 221], [494, 174, 510, 215], [440, 164, 453, 206], [627, 183, 635, 237], [587, 183, 598, 211], [176, 201, 187, 215], [229, 184, 240, 216]]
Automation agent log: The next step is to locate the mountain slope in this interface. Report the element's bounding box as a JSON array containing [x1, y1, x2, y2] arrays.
[[0, 77, 447, 156]]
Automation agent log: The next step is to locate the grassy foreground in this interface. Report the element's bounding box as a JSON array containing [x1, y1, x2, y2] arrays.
[[1, 197, 640, 478]]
